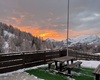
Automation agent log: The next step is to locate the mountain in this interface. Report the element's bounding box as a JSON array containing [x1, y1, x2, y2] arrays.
[[46, 35, 100, 48], [46, 38, 56, 42], [46, 38, 64, 49], [71, 35, 100, 45], [45, 35, 100, 52], [63, 35, 100, 46]]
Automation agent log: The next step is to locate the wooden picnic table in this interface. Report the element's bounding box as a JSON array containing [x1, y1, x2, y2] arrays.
[[52, 56, 76, 71], [93, 64, 100, 80]]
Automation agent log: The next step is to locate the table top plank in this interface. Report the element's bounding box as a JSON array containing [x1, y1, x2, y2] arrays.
[[52, 56, 75, 62]]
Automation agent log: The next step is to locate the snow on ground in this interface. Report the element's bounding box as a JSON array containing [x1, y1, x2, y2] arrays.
[[0, 60, 100, 80], [3, 42, 9, 53], [94, 53, 100, 55], [0, 64, 48, 76], [0, 65, 47, 80], [3, 42, 9, 49], [0, 72, 39, 80], [77, 60, 100, 68]]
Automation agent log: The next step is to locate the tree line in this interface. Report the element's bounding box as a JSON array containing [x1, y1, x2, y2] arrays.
[[0, 22, 55, 53]]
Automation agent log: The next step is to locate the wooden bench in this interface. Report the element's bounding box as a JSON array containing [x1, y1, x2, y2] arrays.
[[65, 61, 82, 74], [47, 61, 54, 70], [93, 64, 100, 80]]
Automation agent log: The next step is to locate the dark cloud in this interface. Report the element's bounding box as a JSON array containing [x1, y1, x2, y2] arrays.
[[0, 0, 100, 36]]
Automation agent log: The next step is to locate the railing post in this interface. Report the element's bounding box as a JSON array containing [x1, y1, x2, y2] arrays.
[[59, 49, 61, 57], [76, 51, 77, 60], [22, 52, 25, 69], [44, 51, 46, 64]]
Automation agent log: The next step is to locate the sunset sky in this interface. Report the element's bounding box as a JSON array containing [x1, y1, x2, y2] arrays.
[[0, 0, 100, 41]]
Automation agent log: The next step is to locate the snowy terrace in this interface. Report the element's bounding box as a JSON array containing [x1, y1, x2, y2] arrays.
[[0, 49, 100, 80], [0, 60, 100, 80]]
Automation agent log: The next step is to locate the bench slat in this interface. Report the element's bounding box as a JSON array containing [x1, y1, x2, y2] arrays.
[[66, 61, 82, 69]]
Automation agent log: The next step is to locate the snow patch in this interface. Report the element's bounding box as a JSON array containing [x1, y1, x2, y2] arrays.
[[77, 60, 100, 68], [4, 30, 15, 38], [3, 42, 9, 49], [46, 38, 56, 42], [0, 64, 48, 76], [94, 53, 100, 55]]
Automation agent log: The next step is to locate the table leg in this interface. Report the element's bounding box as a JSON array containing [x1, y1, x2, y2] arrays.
[[67, 61, 69, 65], [48, 64, 51, 69], [71, 60, 73, 64], [68, 69, 71, 74], [95, 74, 99, 80], [60, 62, 63, 71], [55, 61, 58, 70]]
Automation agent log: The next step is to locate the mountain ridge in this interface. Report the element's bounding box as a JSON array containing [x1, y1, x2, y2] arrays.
[[47, 34, 100, 47]]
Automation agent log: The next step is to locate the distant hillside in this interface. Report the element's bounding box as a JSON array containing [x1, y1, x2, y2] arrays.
[[63, 35, 100, 45], [0, 22, 55, 53], [46, 35, 100, 53], [63, 35, 100, 53]]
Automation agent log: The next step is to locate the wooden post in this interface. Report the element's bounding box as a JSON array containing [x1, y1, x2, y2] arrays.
[[67, 61, 69, 65], [60, 62, 63, 71], [44, 51, 46, 64], [68, 69, 71, 74], [71, 60, 73, 64], [22, 52, 25, 69], [95, 74, 99, 80], [76, 51, 77, 60], [48, 64, 51, 70], [55, 61, 58, 70]]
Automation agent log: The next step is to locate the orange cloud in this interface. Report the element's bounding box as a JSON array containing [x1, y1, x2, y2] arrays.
[[39, 31, 66, 40], [56, 17, 61, 20], [69, 29, 96, 38], [11, 15, 24, 24], [14, 26, 66, 41], [47, 18, 52, 22], [13, 25, 97, 41]]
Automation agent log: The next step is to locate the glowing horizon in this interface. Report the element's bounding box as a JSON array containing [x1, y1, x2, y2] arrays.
[[13, 25, 98, 41]]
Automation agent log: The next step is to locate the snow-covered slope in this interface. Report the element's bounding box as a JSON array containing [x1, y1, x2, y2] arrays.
[[3, 31, 15, 52], [4, 30, 15, 38], [63, 35, 100, 46], [71, 35, 100, 45], [46, 38, 56, 42], [47, 35, 100, 48]]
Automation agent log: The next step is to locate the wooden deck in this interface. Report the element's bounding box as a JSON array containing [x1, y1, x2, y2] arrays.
[[0, 49, 100, 74]]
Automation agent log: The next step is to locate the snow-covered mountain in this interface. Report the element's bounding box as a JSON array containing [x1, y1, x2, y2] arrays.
[[63, 35, 100, 46], [46, 38, 56, 42], [46, 35, 100, 47], [46, 38, 64, 49], [4, 30, 15, 38]]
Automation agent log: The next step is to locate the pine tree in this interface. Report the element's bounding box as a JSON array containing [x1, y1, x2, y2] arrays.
[[0, 36, 4, 53]]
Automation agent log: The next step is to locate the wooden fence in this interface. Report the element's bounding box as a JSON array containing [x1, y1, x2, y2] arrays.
[[68, 49, 100, 60], [0, 50, 61, 73], [0, 49, 100, 73]]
